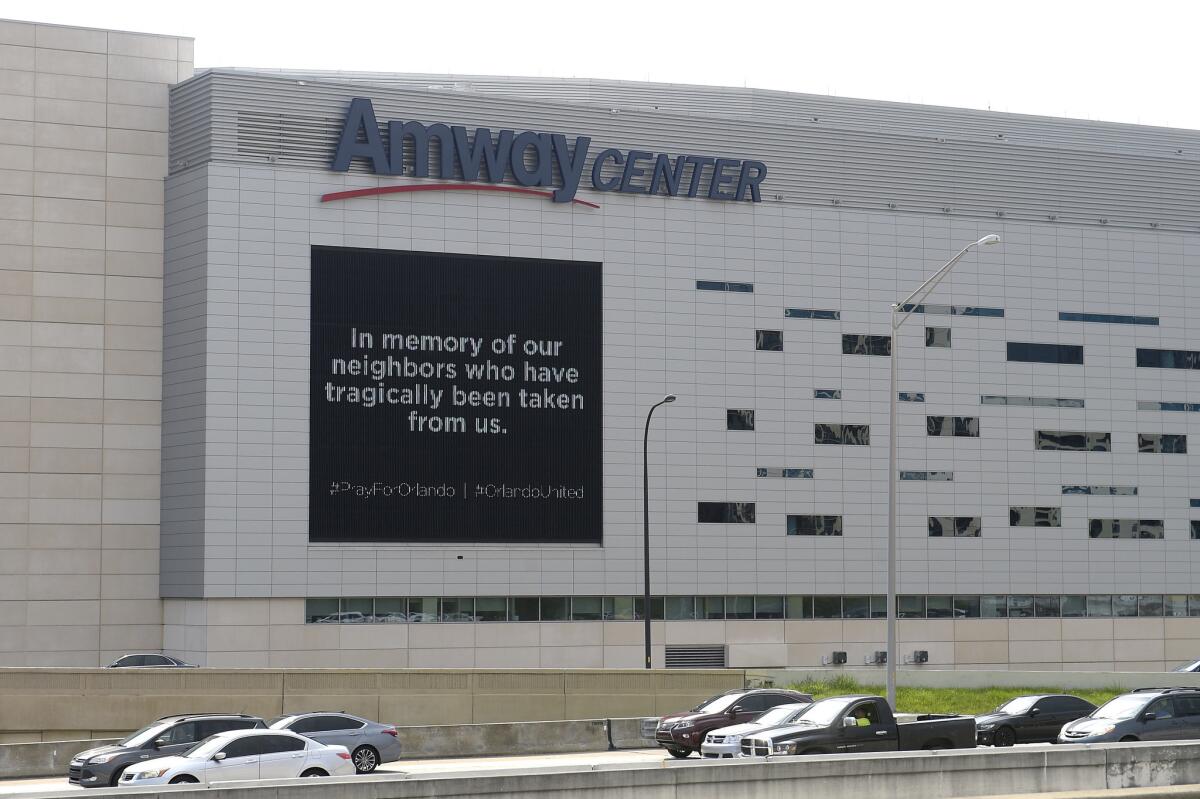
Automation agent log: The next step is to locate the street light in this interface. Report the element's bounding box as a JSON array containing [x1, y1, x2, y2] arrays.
[[885, 234, 1000, 707], [643, 393, 676, 669]]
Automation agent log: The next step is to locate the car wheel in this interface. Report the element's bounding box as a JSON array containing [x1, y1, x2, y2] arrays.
[[169, 775, 199, 784], [994, 727, 1017, 748], [665, 747, 691, 759], [801, 748, 830, 755], [351, 745, 379, 774], [300, 768, 328, 778], [1120, 736, 1139, 743]]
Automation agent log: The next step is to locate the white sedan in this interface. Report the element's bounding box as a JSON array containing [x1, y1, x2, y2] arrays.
[[119, 729, 355, 786]]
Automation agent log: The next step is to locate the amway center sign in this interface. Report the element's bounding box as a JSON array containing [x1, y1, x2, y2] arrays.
[[328, 97, 768, 206]]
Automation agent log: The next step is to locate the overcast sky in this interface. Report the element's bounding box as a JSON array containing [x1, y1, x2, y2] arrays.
[[16, 0, 1200, 131]]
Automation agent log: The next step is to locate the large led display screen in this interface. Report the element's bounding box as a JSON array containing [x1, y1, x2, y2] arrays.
[[310, 247, 602, 543]]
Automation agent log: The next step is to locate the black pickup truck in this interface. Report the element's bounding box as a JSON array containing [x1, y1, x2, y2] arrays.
[[739, 695, 976, 756]]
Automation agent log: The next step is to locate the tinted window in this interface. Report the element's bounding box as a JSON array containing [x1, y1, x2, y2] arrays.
[[287, 717, 323, 734], [1147, 698, 1174, 719], [762, 694, 799, 710], [1139, 433, 1188, 453], [1061, 312, 1157, 326], [1136, 348, 1200, 369], [1007, 342, 1084, 364], [928, 516, 981, 537], [842, 334, 891, 356], [734, 694, 770, 712], [158, 722, 198, 746], [198, 719, 257, 738], [1010, 507, 1061, 527], [116, 655, 145, 666], [698, 502, 755, 523], [1173, 696, 1200, 716], [756, 330, 783, 351], [927, 416, 980, 437], [1089, 519, 1165, 539], [221, 736, 264, 759], [311, 715, 364, 732], [814, 423, 870, 445], [1035, 430, 1111, 452], [260, 735, 306, 754], [727, 409, 755, 431], [143, 655, 173, 666], [925, 327, 951, 348], [785, 308, 840, 320], [1037, 697, 1073, 713], [787, 515, 842, 536]]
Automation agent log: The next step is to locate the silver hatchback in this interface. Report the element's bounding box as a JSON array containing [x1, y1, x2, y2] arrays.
[[268, 712, 401, 773]]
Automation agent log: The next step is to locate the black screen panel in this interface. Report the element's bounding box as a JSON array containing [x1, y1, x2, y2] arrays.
[[310, 247, 602, 543]]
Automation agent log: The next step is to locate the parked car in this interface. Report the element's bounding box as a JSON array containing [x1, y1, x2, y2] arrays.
[[1173, 660, 1200, 673], [268, 711, 401, 773], [739, 695, 976, 756], [654, 688, 813, 758], [701, 702, 812, 758], [976, 694, 1097, 746], [69, 714, 264, 787], [107, 654, 196, 668], [1059, 687, 1200, 743], [118, 728, 354, 785]]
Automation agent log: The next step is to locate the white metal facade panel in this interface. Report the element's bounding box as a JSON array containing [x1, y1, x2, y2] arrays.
[[161, 72, 1200, 600]]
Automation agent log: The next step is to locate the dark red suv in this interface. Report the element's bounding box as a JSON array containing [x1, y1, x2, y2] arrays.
[[653, 688, 813, 758]]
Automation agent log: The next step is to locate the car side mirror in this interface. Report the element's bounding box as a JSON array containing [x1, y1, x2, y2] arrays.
[[1141, 712, 1156, 723], [1028, 708, 1040, 717], [728, 706, 741, 716], [213, 752, 226, 762], [843, 717, 858, 728], [152, 737, 168, 749]]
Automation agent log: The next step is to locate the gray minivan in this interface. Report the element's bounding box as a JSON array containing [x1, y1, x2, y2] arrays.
[[1059, 688, 1200, 743]]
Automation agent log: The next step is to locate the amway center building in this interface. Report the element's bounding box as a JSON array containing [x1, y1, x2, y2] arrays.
[[4, 19, 1200, 669]]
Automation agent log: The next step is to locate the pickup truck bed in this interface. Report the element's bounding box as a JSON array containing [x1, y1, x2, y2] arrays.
[[897, 713, 977, 750]]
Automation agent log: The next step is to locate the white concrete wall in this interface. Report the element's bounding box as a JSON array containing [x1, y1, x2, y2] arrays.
[[0, 19, 191, 665]]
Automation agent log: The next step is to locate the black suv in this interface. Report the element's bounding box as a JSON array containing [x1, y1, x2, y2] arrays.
[[68, 713, 264, 787]]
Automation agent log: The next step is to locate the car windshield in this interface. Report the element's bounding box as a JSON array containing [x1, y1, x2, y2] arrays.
[[119, 722, 170, 747], [793, 698, 855, 727], [1091, 695, 1150, 720], [994, 696, 1039, 715], [752, 703, 807, 726], [1173, 660, 1200, 673], [693, 693, 743, 713], [181, 736, 228, 758]]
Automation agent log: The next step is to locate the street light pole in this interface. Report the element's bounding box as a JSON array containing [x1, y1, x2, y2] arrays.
[[643, 394, 676, 669], [886, 234, 1000, 708]]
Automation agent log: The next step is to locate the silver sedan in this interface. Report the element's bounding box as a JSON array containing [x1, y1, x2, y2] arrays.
[[268, 712, 402, 773]]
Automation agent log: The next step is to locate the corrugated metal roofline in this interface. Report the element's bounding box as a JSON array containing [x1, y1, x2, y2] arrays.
[[203, 67, 1200, 160], [169, 71, 1200, 232]]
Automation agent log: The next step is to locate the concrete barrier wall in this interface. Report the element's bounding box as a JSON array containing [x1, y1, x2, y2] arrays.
[[0, 738, 117, 780], [0, 668, 740, 741], [748, 667, 1200, 691], [22, 741, 1200, 799]]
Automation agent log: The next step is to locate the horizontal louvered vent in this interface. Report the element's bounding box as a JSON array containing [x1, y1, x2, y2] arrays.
[[665, 645, 727, 669], [236, 111, 340, 161]]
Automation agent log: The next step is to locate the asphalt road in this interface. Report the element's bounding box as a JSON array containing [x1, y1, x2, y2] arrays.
[[0, 748, 671, 796]]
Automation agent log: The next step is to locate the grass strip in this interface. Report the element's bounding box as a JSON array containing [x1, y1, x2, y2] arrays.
[[788, 674, 1124, 715]]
